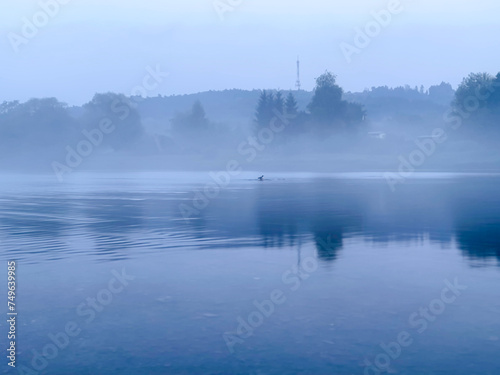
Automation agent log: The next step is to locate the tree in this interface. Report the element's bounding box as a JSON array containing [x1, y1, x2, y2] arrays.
[[450, 72, 500, 135], [0, 98, 77, 155], [171, 100, 210, 136], [274, 91, 284, 114], [0, 100, 20, 115], [307, 71, 364, 129], [428, 82, 454, 106], [255, 90, 274, 127], [82, 93, 144, 151], [453, 72, 494, 112], [307, 71, 344, 124], [170, 101, 222, 155], [190, 100, 209, 128], [285, 92, 298, 116], [343, 102, 366, 125], [487, 73, 500, 109]]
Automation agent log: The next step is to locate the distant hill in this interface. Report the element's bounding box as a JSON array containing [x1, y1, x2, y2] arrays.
[[133, 89, 313, 127], [66, 85, 453, 130], [131, 85, 453, 127]]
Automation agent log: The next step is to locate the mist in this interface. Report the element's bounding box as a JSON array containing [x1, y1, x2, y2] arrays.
[[2, 71, 500, 180], [3, 2, 500, 374]]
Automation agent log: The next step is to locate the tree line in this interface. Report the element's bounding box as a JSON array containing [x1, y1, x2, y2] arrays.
[[1, 70, 500, 166], [253, 72, 365, 136]]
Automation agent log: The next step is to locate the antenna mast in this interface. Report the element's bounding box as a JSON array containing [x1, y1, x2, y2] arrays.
[[295, 56, 301, 91]]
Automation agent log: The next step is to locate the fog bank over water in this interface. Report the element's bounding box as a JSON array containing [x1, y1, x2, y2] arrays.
[[2, 73, 500, 179], [4, 1, 500, 374], [3, 0, 500, 177]]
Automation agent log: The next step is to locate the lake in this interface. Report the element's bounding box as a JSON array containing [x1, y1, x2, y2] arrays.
[[1, 172, 499, 374]]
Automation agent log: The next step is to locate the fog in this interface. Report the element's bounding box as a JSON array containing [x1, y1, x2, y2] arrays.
[[4, 3, 500, 373], [2, 0, 500, 179], [1, 73, 500, 180]]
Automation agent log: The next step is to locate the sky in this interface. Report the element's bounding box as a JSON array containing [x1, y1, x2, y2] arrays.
[[1, 0, 500, 105]]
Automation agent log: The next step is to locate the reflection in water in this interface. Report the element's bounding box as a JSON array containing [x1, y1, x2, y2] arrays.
[[450, 178, 500, 264], [256, 182, 301, 248], [2, 173, 500, 374], [1, 174, 500, 266]]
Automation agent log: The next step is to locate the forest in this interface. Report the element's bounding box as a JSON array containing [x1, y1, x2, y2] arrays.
[[1, 71, 500, 176]]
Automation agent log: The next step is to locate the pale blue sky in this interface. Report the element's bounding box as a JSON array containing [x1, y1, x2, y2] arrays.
[[1, 0, 499, 105]]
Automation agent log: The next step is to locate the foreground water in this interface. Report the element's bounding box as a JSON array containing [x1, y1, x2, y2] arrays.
[[1, 172, 499, 375]]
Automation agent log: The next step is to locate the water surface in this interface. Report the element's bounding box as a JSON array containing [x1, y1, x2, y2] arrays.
[[1, 172, 499, 374]]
